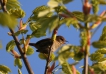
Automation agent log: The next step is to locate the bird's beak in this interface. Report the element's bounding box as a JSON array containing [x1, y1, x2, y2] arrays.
[[64, 40, 68, 44]]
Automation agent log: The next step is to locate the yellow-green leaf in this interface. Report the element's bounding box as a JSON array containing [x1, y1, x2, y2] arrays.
[[14, 30, 28, 36], [7, 0, 21, 10], [92, 41, 106, 48], [9, 8, 25, 18], [90, 52, 104, 61], [0, 12, 18, 28], [14, 58, 22, 69], [6, 40, 15, 52], [26, 46, 34, 55], [0, 65, 11, 74], [47, 0, 59, 8]]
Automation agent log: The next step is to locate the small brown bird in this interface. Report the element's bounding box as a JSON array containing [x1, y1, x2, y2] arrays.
[[29, 35, 66, 54]]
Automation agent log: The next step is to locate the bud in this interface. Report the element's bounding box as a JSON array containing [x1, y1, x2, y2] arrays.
[[83, 1, 92, 15]]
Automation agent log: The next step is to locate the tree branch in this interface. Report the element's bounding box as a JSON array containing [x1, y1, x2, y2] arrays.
[[0, 0, 34, 74]]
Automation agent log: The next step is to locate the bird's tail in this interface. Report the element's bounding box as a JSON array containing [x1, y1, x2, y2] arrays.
[[29, 43, 36, 46]]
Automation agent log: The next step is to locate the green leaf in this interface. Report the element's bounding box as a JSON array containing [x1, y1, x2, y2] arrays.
[[9, 8, 25, 18], [31, 30, 46, 38], [29, 22, 41, 31], [54, 6, 66, 13], [14, 58, 22, 69], [38, 53, 48, 60], [99, 26, 106, 41], [90, 52, 104, 61], [56, 45, 74, 64], [6, 40, 16, 52], [47, 0, 59, 8], [92, 41, 106, 48], [80, 31, 87, 47], [62, 63, 73, 74], [39, 53, 55, 61], [72, 46, 84, 61], [49, 16, 59, 32], [99, 0, 106, 5], [0, 12, 18, 28], [14, 30, 28, 36], [73, 52, 84, 61], [96, 48, 106, 54], [72, 11, 84, 22], [6, 0, 21, 10], [0, 65, 11, 74], [26, 46, 34, 55], [33, 5, 49, 14], [92, 63, 106, 73], [31, 15, 60, 34], [91, 0, 99, 14], [60, 17, 79, 28], [0, 41, 2, 49], [61, 0, 73, 4]]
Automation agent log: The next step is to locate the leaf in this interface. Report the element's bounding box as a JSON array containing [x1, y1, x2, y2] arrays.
[[72, 11, 84, 22], [92, 41, 106, 48], [9, 8, 25, 18], [49, 16, 59, 32], [91, 0, 99, 14], [14, 30, 28, 36], [31, 30, 46, 38], [56, 45, 74, 64], [99, 0, 106, 5], [38, 53, 48, 60], [31, 15, 60, 34], [73, 52, 84, 61], [0, 41, 2, 49], [26, 46, 34, 55], [6, 40, 16, 52], [29, 22, 41, 31], [54, 6, 67, 13], [80, 31, 87, 47], [60, 17, 79, 28], [99, 26, 106, 41], [38, 53, 55, 61], [62, 63, 73, 74], [92, 63, 106, 73], [14, 58, 22, 69], [0, 65, 11, 74], [61, 0, 73, 4], [96, 48, 106, 54], [6, 0, 21, 10], [72, 46, 84, 61], [33, 5, 49, 14], [0, 12, 18, 28], [90, 52, 104, 61], [47, 0, 59, 8]]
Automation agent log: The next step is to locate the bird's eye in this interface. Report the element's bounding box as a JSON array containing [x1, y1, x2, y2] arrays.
[[60, 37, 64, 41]]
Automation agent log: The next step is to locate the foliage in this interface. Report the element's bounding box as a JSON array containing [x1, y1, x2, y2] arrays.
[[0, 65, 11, 74], [0, 0, 106, 74]]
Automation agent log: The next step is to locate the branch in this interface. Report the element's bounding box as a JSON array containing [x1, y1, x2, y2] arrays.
[[44, 16, 59, 74], [0, 0, 34, 74]]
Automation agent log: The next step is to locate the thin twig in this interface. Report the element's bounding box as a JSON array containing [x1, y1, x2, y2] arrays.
[[0, 0, 34, 74], [91, 22, 103, 38], [44, 45, 53, 74], [84, 23, 90, 74]]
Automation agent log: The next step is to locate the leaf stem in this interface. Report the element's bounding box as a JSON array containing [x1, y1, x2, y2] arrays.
[[84, 23, 90, 74]]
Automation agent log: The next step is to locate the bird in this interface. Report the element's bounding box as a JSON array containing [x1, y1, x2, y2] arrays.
[[29, 35, 66, 54]]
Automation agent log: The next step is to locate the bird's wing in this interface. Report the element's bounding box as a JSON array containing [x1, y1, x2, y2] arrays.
[[35, 38, 53, 48]]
